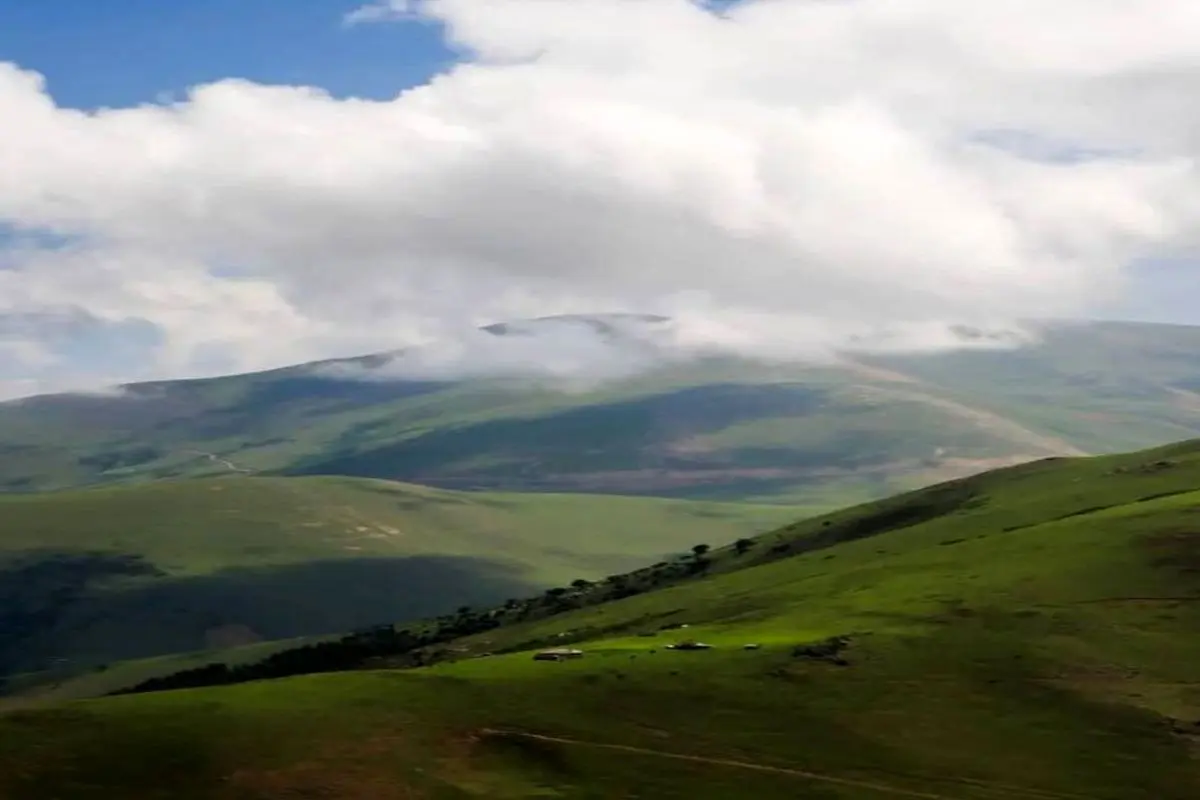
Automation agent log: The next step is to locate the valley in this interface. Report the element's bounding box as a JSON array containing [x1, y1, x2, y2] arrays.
[[5, 2, 1199, 795], [0, 476, 798, 677], [3, 317, 1200, 798], [2, 441, 1198, 798]]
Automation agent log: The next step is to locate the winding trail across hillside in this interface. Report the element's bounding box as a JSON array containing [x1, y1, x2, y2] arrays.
[[841, 361, 1088, 457], [476, 729, 1094, 799], [184, 450, 255, 474]]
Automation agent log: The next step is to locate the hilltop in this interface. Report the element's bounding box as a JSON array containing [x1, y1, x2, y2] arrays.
[[0, 475, 797, 679], [3, 440, 1198, 798], [3, 317, 1200, 504]]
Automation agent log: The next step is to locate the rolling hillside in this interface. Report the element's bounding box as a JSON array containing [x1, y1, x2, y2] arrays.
[[3, 441, 1198, 798], [3, 317, 1200, 504], [0, 476, 798, 678]]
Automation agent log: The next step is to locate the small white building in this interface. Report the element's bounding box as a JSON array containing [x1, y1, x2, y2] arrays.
[[533, 648, 584, 661]]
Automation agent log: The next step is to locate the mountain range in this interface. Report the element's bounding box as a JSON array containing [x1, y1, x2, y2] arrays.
[[3, 315, 1200, 796], [5, 313, 1200, 683], [4, 315, 1200, 505]]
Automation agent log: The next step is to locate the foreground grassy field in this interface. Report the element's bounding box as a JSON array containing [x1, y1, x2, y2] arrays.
[[2, 441, 1199, 797], [0, 476, 799, 676]]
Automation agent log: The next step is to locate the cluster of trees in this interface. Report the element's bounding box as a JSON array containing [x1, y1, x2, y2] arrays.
[[114, 537, 764, 696], [116, 608, 505, 695]]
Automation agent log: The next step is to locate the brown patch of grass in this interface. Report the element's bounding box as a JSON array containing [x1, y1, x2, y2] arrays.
[[223, 732, 429, 800], [226, 764, 423, 800], [1145, 530, 1200, 576], [205, 624, 264, 649]]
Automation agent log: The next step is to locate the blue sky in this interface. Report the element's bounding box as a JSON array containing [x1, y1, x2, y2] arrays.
[[0, 0, 453, 109], [0, 0, 459, 394], [0, 0, 1197, 398]]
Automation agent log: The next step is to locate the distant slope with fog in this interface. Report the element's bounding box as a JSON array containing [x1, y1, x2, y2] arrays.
[[3, 315, 1200, 503]]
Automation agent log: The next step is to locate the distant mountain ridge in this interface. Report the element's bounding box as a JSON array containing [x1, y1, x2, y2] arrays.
[[3, 315, 1200, 503]]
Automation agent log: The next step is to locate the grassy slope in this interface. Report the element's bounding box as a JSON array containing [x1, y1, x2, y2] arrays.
[[875, 320, 1200, 453], [3, 442, 1199, 798], [0, 372, 1036, 504], [5, 320, 1200, 504], [0, 475, 803, 577], [0, 476, 799, 674]]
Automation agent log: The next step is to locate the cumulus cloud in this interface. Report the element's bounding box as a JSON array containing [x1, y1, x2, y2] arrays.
[[343, 1, 423, 27], [316, 314, 680, 386], [315, 311, 1034, 389], [1, 0, 1199, 395]]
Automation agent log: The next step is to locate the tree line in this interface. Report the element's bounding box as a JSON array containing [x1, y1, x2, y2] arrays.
[[115, 537, 762, 696]]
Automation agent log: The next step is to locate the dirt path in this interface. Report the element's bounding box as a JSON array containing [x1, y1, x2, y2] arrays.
[[180, 452, 396, 543], [476, 729, 1092, 800], [1166, 387, 1200, 415], [268, 476, 405, 547], [184, 449, 255, 474], [840, 362, 1087, 458], [888, 389, 1087, 457]]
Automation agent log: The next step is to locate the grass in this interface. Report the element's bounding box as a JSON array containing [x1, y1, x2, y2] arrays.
[[0, 475, 800, 676], [0, 475, 802, 577], [2, 441, 1199, 797]]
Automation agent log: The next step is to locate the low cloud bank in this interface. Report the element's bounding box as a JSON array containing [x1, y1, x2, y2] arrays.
[[314, 313, 1036, 387], [2, 0, 1198, 395]]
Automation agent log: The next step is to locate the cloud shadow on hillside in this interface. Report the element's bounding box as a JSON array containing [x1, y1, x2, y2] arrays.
[[3, 553, 537, 675]]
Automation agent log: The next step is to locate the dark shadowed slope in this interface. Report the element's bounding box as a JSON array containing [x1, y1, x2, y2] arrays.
[[0, 475, 798, 676]]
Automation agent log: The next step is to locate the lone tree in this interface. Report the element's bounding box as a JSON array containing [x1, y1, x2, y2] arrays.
[[570, 578, 594, 590], [734, 538, 755, 555], [691, 543, 711, 558]]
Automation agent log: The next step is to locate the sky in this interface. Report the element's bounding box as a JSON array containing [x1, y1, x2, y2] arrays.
[[1, 0, 1198, 398]]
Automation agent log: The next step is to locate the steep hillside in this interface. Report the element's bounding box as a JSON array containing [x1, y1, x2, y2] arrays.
[[4, 441, 1199, 798], [0, 476, 797, 678], [3, 317, 1200, 503]]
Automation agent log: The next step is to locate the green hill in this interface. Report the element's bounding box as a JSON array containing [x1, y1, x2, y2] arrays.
[[3, 441, 1198, 798], [3, 317, 1200, 504], [0, 476, 798, 678]]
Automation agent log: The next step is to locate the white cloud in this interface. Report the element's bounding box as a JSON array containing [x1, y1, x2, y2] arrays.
[[314, 310, 1035, 392], [2, 0, 1200, 396], [343, 1, 423, 27], [315, 314, 678, 387]]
